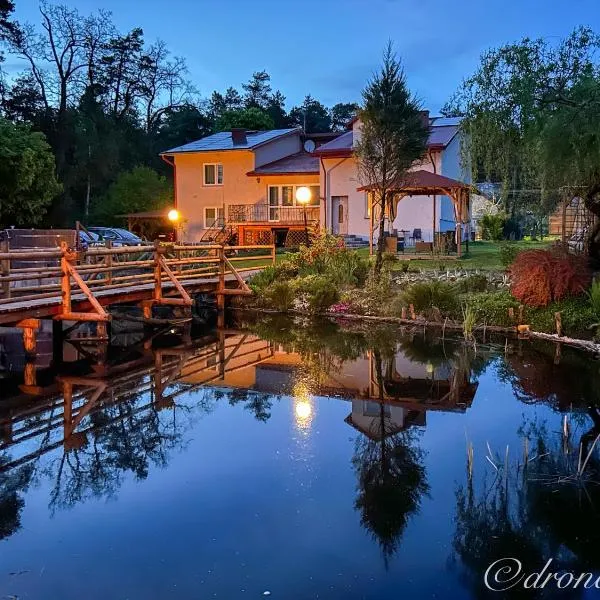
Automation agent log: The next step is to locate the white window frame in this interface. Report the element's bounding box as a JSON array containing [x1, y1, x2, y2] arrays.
[[266, 184, 320, 222], [204, 206, 221, 229], [203, 163, 223, 186]]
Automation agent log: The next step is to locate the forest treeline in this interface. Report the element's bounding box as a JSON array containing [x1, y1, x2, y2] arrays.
[[0, 1, 358, 227]]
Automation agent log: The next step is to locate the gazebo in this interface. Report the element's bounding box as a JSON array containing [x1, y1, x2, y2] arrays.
[[358, 170, 472, 257]]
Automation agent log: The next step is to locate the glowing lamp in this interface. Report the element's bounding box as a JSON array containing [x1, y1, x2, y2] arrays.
[[167, 209, 180, 222], [295, 186, 311, 205]]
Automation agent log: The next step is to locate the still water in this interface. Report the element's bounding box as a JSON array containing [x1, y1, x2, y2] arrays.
[[0, 314, 599, 599]]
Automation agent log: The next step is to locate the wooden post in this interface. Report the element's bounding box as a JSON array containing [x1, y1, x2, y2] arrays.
[[52, 319, 63, 368], [409, 304, 416, 320], [561, 196, 568, 247], [456, 198, 462, 258], [153, 240, 162, 302], [105, 239, 113, 285], [271, 244, 276, 265], [217, 246, 225, 328], [401, 306, 407, 319], [61, 248, 72, 316], [0, 239, 9, 299], [218, 329, 226, 380], [555, 311, 562, 337], [24, 361, 36, 388], [96, 320, 109, 340], [17, 318, 40, 359], [63, 380, 73, 440]]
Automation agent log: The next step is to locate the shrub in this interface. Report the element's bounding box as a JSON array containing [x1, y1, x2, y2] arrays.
[[295, 231, 345, 275], [262, 280, 295, 311], [499, 242, 520, 268], [454, 274, 489, 294], [509, 247, 591, 307], [249, 265, 278, 293], [480, 213, 506, 241], [468, 291, 520, 327], [343, 267, 394, 315], [587, 278, 600, 321], [529, 297, 597, 337], [401, 281, 459, 317], [295, 276, 339, 313], [328, 249, 370, 286]]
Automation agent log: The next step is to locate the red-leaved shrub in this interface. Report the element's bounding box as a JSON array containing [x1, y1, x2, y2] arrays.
[[509, 247, 591, 308]]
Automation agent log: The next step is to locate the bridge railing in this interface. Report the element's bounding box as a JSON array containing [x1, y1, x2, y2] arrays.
[[0, 242, 275, 308]]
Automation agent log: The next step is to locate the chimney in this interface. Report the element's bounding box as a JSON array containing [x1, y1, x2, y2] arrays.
[[231, 128, 247, 145], [419, 110, 430, 129]]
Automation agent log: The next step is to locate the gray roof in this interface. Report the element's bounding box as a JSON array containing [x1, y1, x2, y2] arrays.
[[316, 118, 460, 154], [248, 152, 319, 175], [428, 124, 459, 147], [161, 128, 298, 154], [430, 116, 462, 127], [313, 130, 353, 154]]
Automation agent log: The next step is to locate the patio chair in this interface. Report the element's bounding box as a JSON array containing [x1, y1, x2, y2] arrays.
[[409, 228, 422, 244]]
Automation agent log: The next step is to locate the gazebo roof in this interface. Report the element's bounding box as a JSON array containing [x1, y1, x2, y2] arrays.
[[357, 169, 470, 193]]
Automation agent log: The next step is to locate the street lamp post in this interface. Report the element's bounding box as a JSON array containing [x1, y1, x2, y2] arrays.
[[295, 186, 311, 246], [168, 209, 181, 242]]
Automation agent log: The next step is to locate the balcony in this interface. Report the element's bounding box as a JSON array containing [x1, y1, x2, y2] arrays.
[[228, 204, 319, 224]]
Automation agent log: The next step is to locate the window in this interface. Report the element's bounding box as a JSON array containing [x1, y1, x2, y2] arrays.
[[204, 207, 224, 228], [338, 203, 344, 224], [268, 187, 279, 221], [266, 184, 320, 221], [203, 163, 223, 186]]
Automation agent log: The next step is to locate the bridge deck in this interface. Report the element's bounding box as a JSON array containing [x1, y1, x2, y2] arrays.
[[0, 242, 272, 327], [0, 270, 260, 325]]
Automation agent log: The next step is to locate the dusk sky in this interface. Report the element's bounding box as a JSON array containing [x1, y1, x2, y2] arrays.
[[12, 0, 600, 113]]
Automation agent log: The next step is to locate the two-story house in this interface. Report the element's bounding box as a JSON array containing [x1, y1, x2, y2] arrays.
[[159, 116, 469, 247]]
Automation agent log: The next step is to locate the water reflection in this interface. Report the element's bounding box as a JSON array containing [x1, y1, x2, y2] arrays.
[[0, 315, 599, 598]]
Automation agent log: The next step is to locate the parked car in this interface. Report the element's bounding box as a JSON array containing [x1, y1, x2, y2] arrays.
[[78, 229, 103, 250], [88, 227, 146, 247]]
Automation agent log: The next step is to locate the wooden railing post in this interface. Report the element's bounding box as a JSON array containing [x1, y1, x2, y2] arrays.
[[0, 239, 10, 299], [105, 239, 113, 285], [60, 243, 72, 316], [271, 244, 276, 265], [153, 240, 162, 302]]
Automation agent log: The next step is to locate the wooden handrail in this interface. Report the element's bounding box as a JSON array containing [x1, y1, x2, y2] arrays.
[[0, 242, 274, 317]]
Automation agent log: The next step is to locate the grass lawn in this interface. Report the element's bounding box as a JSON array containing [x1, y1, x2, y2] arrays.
[[355, 239, 554, 271], [231, 239, 554, 273]]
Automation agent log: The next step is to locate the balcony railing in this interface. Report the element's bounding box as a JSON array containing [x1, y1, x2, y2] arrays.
[[228, 204, 319, 224]]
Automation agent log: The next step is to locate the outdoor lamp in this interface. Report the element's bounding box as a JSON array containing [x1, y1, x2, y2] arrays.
[[295, 186, 311, 204], [295, 187, 311, 245], [167, 209, 180, 222]]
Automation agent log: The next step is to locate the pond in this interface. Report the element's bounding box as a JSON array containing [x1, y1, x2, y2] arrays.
[[0, 314, 599, 599]]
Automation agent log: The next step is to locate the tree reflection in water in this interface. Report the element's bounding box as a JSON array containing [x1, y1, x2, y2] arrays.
[[352, 352, 429, 567], [0, 456, 33, 540]]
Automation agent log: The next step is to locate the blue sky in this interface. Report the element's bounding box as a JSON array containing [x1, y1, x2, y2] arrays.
[[12, 0, 600, 113]]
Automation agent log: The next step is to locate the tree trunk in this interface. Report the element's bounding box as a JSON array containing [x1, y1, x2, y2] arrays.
[[374, 193, 387, 276], [584, 183, 600, 265]]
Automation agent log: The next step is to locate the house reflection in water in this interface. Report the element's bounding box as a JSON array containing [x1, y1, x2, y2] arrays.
[[181, 333, 479, 436]]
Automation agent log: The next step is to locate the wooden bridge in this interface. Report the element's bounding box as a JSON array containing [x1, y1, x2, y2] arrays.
[[0, 241, 274, 354]]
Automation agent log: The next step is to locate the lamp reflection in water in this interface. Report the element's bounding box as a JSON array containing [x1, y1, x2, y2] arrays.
[[293, 380, 314, 431]]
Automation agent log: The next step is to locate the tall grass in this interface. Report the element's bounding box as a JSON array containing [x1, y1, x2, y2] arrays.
[[462, 304, 477, 341], [587, 278, 600, 320]]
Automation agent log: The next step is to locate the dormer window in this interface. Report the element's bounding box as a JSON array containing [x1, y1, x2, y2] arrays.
[[204, 163, 223, 186]]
